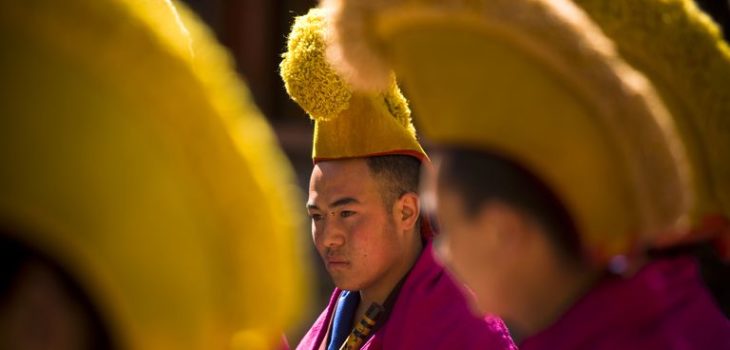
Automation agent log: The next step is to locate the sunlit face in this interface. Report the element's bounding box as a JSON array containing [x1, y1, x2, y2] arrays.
[[307, 159, 402, 291]]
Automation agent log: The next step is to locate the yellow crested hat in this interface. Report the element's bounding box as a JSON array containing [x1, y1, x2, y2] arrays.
[[573, 0, 730, 240], [280, 8, 427, 163], [0, 0, 308, 349], [323, 0, 694, 261]]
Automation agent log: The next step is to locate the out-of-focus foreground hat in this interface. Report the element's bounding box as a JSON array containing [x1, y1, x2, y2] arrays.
[[323, 0, 695, 262], [573, 0, 730, 252], [280, 7, 428, 164], [0, 0, 309, 349]]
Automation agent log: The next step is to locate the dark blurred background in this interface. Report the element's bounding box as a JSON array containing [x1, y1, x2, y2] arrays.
[[178, 0, 730, 345]]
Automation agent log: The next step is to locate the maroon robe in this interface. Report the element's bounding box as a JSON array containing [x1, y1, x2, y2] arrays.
[[296, 241, 516, 350], [521, 256, 730, 349]]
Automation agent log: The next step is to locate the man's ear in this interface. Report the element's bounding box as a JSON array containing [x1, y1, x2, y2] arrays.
[[395, 192, 420, 232]]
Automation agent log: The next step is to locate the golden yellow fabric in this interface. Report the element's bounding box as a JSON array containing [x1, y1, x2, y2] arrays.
[[280, 8, 426, 162], [324, 0, 693, 261], [0, 1, 309, 349], [573, 0, 730, 227]]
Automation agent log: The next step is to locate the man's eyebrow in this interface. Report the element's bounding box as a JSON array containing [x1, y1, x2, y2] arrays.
[[306, 197, 359, 211], [330, 197, 359, 208]]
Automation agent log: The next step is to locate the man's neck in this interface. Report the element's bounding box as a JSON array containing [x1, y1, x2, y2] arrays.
[[510, 259, 600, 341]]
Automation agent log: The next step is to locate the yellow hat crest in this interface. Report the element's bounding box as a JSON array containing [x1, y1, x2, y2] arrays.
[[324, 0, 694, 261], [281, 8, 427, 163]]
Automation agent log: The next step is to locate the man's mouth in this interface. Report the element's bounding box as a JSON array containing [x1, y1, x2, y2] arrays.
[[325, 258, 349, 269]]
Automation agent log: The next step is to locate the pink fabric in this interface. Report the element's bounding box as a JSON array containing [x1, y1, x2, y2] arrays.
[[521, 256, 730, 350], [296, 242, 516, 350]]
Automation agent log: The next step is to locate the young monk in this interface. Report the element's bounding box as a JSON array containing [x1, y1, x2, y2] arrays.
[[280, 8, 515, 350]]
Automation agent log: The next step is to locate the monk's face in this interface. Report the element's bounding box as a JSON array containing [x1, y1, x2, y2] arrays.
[[432, 189, 505, 315], [428, 158, 532, 319], [307, 159, 403, 291], [436, 186, 558, 320]]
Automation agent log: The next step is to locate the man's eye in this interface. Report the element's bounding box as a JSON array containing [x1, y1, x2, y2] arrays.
[[340, 211, 355, 218], [310, 214, 323, 222]]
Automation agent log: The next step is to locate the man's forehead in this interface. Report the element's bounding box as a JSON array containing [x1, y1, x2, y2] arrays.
[[311, 159, 373, 185], [309, 179, 365, 201], [308, 159, 374, 205]]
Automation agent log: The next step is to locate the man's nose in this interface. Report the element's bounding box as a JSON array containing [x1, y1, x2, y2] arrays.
[[319, 218, 346, 248]]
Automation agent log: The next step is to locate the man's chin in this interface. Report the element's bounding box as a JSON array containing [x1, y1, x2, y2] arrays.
[[330, 277, 362, 292]]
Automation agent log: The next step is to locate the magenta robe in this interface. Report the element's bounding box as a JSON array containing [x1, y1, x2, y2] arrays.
[[521, 256, 730, 349], [296, 241, 516, 350]]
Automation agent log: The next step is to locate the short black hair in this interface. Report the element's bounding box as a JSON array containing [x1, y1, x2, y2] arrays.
[[365, 155, 421, 208], [437, 148, 583, 262]]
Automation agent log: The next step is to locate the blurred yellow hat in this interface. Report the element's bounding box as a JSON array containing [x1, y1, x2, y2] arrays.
[[280, 7, 427, 163], [0, 0, 308, 349], [573, 0, 730, 242], [323, 0, 694, 261]]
